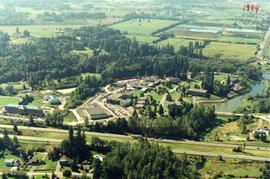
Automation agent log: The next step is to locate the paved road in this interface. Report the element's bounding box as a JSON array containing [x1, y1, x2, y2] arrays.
[[0, 124, 269, 162], [172, 149, 270, 162], [257, 29, 270, 60], [1, 133, 269, 162], [216, 111, 270, 124]]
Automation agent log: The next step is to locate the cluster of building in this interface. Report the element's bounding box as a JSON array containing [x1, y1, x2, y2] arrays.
[[4, 104, 45, 117]]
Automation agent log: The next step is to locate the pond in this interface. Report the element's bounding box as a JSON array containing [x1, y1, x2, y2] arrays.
[[205, 73, 270, 112]]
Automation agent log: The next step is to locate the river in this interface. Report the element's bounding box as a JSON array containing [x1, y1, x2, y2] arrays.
[[205, 73, 270, 112]]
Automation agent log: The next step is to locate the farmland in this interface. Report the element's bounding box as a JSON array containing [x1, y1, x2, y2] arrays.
[[111, 19, 177, 35], [202, 42, 256, 60]]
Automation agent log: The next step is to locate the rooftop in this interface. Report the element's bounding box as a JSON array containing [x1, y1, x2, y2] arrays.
[[85, 103, 111, 116]]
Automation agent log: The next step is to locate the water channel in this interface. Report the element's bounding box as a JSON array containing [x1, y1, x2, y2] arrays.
[[205, 73, 270, 112]]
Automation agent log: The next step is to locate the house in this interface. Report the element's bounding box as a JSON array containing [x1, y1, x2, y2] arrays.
[[59, 159, 71, 167], [84, 103, 113, 120], [120, 99, 133, 107], [4, 104, 45, 117], [166, 77, 180, 84], [5, 159, 20, 167], [252, 128, 270, 136], [93, 155, 104, 162], [232, 82, 244, 92], [186, 88, 209, 97]]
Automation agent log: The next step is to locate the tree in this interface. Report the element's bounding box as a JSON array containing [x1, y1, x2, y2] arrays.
[[23, 30, 30, 37], [13, 124, 19, 133], [158, 104, 164, 115], [62, 169, 72, 177]]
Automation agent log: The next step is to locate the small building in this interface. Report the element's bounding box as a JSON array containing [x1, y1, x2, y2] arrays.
[[93, 155, 104, 162], [85, 103, 113, 120], [166, 77, 180, 84], [4, 104, 45, 117], [5, 159, 20, 167], [107, 93, 133, 105], [232, 82, 244, 92], [252, 128, 270, 137], [44, 95, 61, 105], [187, 88, 209, 97], [59, 159, 71, 167], [120, 99, 133, 107]]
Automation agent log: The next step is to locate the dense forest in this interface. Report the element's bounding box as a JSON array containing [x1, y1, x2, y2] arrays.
[[89, 104, 216, 140], [96, 139, 197, 179]]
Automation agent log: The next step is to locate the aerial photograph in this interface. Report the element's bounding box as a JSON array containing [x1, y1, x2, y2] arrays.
[[0, 0, 269, 178]]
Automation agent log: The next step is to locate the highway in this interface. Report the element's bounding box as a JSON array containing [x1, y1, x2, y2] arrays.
[[257, 29, 270, 60], [0, 124, 269, 162]]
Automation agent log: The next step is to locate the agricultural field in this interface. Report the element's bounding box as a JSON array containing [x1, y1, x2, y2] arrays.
[[111, 19, 177, 35], [203, 42, 257, 60], [158, 37, 200, 51]]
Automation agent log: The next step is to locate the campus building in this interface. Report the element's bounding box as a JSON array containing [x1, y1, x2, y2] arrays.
[[4, 104, 45, 117], [84, 103, 113, 120]]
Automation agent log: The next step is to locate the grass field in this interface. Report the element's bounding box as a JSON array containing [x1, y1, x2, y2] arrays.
[[203, 42, 256, 60], [0, 96, 21, 107], [0, 82, 25, 91], [0, 152, 21, 172], [111, 19, 176, 35], [0, 25, 83, 37], [63, 111, 77, 123], [158, 37, 200, 50], [199, 158, 264, 178]]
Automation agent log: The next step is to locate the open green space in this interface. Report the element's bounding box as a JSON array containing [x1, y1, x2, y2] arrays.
[[0, 152, 21, 172], [203, 42, 256, 60], [158, 37, 200, 50], [111, 19, 176, 35], [63, 111, 77, 123], [199, 158, 264, 178], [0, 25, 84, 37], [0, 96, 21, 107]]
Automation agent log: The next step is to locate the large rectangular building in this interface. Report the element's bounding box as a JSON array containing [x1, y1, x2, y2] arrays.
[[84, 103, 113, 120], [4, 104, 45, 117]]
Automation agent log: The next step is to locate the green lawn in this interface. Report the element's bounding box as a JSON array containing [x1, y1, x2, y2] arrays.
[[63, 111, 77, 123], [0, 152, 21, 172], [0, 82, 25, 91], [111, 19, 176, 35], [149, 91, 164, 102], [0, 96, 21, 107], [35, 156, 57, 172], [203, 42, 256, 60]]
